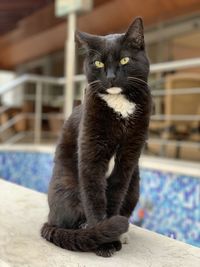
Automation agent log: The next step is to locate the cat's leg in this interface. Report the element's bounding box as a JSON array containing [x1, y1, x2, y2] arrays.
[[48, 164, 86, 229], [79, 154, 122, 257], [95, 150, 140, 256], [106, 144, 141, 218], [78, 138, 112, 227], [95, 158, 139, 257], [119, 166, 140, 244], [78, 136, 123, 256], [120, 165, 140, 218]]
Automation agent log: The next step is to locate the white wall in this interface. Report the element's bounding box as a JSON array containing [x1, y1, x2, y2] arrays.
[[0, 71, 23, 107]]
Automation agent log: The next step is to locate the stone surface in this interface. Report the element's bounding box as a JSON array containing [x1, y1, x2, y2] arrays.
[[0, 179, 200, 267], [0, 149, 200, 246]]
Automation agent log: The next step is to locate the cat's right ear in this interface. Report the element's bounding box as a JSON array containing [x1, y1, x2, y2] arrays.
[[75, 31, 88, 48], [75, 31, 98, 50]]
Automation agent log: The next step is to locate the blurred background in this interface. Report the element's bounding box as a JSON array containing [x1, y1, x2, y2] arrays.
[[0, 0, 200, 160], [0, 0, 199, 248]]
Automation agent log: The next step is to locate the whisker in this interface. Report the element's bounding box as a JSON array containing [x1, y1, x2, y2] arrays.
[[126, 81, 143, 89], [88, 80, 107, 91], [94, 83, 107, 90], [127, 81, 144, 88], [128, 76, 148, 85], [88, 80, 101, 86]]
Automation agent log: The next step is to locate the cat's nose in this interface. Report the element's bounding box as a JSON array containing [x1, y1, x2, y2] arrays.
[[107, 68, 116, 86], [106, 68, 116, 80]]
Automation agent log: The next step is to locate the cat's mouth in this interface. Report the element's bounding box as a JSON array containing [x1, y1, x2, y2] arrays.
[[106, 87, 122, 95]]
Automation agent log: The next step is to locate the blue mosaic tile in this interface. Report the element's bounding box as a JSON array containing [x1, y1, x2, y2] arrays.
[[0, 151, 53, 193], [131, 168, 200, 248], [0, 151, 199, 247]]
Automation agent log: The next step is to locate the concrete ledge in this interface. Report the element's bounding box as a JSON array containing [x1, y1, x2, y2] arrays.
[[0, 179, 200, 267], [140, 155, 200, 178]]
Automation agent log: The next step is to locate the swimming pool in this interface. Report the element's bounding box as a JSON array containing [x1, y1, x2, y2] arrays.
[[0, 145, 199, 248]]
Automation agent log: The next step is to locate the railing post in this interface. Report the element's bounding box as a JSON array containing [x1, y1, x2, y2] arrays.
[[64, 12, 76, 119], [34, 82, 42, 144], [81, 80, 86, 102]]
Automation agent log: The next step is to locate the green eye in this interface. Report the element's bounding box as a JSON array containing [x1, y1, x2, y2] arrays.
[[120, 57, 130, 65], [94, 61, 104, 68]]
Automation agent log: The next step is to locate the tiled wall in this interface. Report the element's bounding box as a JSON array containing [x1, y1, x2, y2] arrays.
[[0, 151, 199, 247], [130, 169, 200, 247], [0, 151, 52, 193]]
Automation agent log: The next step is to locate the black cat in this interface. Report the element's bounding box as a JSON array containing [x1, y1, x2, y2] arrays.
[[41, 17, 152, 257]]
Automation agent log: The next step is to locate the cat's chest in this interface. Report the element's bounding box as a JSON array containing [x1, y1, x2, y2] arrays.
[[99, 89, 136, 118]]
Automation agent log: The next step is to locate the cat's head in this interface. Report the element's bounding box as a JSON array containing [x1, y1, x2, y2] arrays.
[[75, 17, 149, 96]]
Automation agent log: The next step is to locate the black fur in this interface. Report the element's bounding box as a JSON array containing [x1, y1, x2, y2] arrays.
[[41, 215, 128, 252], [41, 17, 152, 257]]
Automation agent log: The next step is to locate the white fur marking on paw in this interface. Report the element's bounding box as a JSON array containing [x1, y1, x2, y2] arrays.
[[120, 233, 129, 244], [99, 89, 136, 118], [106, 155, 115, 178]]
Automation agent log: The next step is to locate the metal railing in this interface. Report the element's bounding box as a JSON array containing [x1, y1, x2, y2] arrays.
[[0, 57, 200, 159], [0, 74, 86, 144]]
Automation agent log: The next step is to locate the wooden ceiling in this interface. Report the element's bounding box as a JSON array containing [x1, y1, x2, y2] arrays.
[[0, 0, 54, 34], [0, 0, 199, 69]]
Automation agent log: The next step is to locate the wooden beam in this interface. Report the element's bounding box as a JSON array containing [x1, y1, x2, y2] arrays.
[[0, 0, 52, 10], [0, 0, 108, 48], [0, 0, 199, 69], [0, 3, 63, 47], [0, 0, 54, 34]]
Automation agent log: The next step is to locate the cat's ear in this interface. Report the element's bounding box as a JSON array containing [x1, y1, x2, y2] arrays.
[[124, 17, 144, 49], [75, 31, 99, 50]]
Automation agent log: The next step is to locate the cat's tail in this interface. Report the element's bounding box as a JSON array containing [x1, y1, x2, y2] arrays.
[[41, 215, 128, 252]]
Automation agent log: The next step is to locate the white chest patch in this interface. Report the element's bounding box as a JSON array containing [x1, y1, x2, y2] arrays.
[[106, 155, 115, 178], [99, 87, 136, 118]]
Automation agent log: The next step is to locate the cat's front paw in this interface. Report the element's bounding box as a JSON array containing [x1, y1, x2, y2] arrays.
[[95, 241, 122, 257], [112, 240, 122, 251], [120, 232, 129, 244]]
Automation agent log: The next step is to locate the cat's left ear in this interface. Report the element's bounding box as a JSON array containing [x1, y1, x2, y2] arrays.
[[124, 17, 144, 49]]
